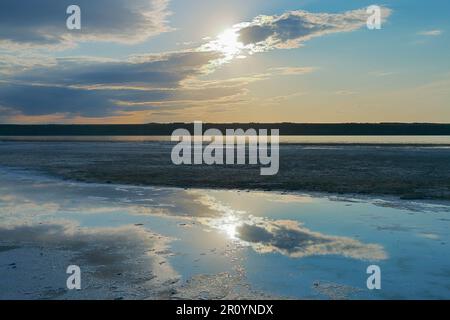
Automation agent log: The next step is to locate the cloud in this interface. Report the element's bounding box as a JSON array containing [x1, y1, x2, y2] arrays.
[[0, 83, 121, 117], [0, 6, 392, 122], [202, 7, 391, 61], [418, 29, 443, 37], [12, 51, 219, 89], [0, 50, 252, 118], [0, 0, 171, 49], [269, 66, 316, 76], [0, 53, 57, 75], [334, 90, 357, 96], [369, 71, 396, 77]]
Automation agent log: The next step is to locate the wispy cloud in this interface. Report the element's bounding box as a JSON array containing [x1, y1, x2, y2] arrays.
[[0, 53, 57, 75], [369, 71, 397, 77], [418, 29, 443, 37], [269, 66, 316, 76], [334, 90, 357, 96]]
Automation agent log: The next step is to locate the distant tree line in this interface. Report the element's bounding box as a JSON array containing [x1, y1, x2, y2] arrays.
[[0, 123, 450, 136]]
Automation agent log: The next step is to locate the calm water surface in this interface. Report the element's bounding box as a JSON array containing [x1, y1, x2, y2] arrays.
[[1, 167, 449, 299]]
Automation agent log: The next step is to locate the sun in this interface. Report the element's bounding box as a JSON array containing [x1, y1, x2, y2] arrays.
[[216, 28, 243, 56], [201, 27, 245, 64], [198, 27, 247, 66]]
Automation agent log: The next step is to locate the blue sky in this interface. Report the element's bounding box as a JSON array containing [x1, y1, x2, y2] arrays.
[[0, 0, 449, 123]]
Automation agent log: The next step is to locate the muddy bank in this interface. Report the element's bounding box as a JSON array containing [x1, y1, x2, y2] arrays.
[[0, 141, 449, 200]]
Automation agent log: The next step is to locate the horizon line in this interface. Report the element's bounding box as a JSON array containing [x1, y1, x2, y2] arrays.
[[2, 122, 450, 126]]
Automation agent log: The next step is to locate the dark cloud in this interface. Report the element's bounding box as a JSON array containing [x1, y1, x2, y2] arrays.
[[14, 51, 219, 88], [0, 51, 237, 118], [0, 0, 170, 48], [0, 82, 203, 117], [0, 83, 118, 117]]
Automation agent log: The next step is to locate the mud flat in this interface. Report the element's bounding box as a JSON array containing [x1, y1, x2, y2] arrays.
[[0, 141, 450, 200]]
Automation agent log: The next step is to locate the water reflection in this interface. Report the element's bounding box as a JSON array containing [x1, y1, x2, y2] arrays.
[[0, 168, 387, 263], [191, 192, 386, 260], [202, 215, 387, 261], [1, 167, 449, 299]]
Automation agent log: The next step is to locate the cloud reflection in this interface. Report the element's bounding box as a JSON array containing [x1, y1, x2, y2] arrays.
[[194, 193, 387, 261], [236, 219, 387, 261]]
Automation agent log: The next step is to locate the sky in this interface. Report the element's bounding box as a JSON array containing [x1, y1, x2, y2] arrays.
[[0, 0, 449, 124]]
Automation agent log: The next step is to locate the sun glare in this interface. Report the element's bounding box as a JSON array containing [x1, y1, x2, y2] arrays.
[[202, 27, 245, 64], [216, 28, 243, 56]]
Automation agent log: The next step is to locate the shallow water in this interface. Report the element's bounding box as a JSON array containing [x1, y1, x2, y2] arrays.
[[0, 167, 449, 300]]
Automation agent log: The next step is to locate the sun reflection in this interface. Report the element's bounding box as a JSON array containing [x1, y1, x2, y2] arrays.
[[217, 214, 241, 240], [201, 212, 242, 240]]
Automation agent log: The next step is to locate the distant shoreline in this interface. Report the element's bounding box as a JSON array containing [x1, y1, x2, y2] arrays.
[[1, 136, 450, 146], [1, 123, 450, 136]]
